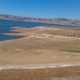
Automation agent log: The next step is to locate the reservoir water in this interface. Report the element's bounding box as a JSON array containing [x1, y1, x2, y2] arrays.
[[0, 19, 75, 41]]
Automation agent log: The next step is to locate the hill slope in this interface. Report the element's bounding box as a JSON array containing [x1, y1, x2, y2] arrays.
[[0, 14, 80, 25]]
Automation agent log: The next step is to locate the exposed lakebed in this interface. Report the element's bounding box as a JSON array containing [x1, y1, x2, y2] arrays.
[[0, 19, 76, 41]]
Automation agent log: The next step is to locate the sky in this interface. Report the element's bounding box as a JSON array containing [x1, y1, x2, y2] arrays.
[[0, 0, 80, 19]]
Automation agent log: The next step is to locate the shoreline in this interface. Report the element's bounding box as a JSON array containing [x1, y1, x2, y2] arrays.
[[0, 63, 80, 70], [0, 19, 78, 26]]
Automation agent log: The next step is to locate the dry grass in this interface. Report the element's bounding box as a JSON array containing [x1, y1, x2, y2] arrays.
[[0, 66, 80, 80], [62, 49, 80, 53]]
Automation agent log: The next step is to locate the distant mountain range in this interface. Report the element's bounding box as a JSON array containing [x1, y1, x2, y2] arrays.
[[0, 14, 80, 25]]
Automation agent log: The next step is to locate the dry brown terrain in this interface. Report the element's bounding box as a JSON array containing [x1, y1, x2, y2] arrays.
[[0, 66, 80, 80], [0, 26, 80, 66], [0, 26, 80, 80]]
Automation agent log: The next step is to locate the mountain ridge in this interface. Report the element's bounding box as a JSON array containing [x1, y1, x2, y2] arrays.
[[0, 14, 80, 25]]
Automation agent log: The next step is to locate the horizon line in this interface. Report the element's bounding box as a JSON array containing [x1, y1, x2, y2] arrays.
[[0, 13, 79, 20]]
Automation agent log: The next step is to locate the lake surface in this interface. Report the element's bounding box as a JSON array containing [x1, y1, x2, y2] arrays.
[[0, 19, 75, 41]]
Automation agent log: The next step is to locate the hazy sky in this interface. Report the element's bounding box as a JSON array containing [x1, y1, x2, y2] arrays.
[[0, 0, 80, 19]]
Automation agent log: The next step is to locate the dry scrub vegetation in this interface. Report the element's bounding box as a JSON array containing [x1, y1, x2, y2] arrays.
[[0, 66, 80, 80]]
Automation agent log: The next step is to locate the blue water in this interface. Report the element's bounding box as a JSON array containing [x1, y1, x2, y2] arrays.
[[0, 19, 75, 41]]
